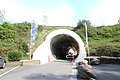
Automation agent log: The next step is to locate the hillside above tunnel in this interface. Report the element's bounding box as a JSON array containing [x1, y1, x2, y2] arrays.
[[32, 26, 73, 53], [0, 22, 120, 60]]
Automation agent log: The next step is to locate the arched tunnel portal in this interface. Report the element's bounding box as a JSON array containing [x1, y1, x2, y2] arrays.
[[50, 34, 79, 60], [32, 29, 86, 64]]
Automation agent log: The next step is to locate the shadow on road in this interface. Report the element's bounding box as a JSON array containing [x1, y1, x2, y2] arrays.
[[24, 73, 73, 80], [77, 64, 120, 80], [93, 64, 120, 80]]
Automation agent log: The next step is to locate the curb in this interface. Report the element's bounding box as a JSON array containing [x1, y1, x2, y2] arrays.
[[20, 60, 40, 66], [6, 60, 41, 67]]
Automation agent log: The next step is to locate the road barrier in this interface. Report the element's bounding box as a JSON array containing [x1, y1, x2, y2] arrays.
[[20, 60, 40, 66], [6, 61, 21, 67], [66, 55, 75, 62]]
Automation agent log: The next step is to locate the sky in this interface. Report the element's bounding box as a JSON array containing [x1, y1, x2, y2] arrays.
[[0, 0, 120, 27]]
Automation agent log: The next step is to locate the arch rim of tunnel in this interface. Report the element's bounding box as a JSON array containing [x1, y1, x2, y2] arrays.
[[32, 29, 86, 64], [50, 33, 80, 60], [45, 29, 85, 60]]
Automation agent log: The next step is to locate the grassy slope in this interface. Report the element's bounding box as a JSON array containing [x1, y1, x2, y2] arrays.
[[33, 25, 120, 54], [32, 26, 73, 53], [1, 22, 119, 58], [74, 24, 120, 56]]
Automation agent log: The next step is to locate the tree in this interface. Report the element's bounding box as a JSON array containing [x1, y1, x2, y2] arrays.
[[2, 22, 13, 29], [118, 17, 120, 25], [0, 10, 5, 24], [76, 20, 92, 28], [8, 51, 22, 61], [77, 20, 84, 28]]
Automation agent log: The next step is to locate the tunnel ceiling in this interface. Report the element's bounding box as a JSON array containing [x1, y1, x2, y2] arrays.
[[50, 34, 79, 60]]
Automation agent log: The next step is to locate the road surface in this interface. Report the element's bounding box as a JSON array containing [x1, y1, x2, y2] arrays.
[[0, 60, 74, 80], [77, 64, 120, 80], [94, 64, 120, 80], [1, 61, 120, 80]]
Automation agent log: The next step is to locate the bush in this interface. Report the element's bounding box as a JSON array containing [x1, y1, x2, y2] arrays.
[[22, 42, 29, 53], [0, 48, 8, 57], [90, 43, 120, 58], [8, 51, 22, 61], [110, 45, 120, 58]]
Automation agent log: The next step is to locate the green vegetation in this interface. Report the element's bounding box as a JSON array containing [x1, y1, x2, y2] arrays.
[[0, 22, 73, 61], [0, 22, 31, 61], [0, 21, 120, 61], [74, 24, 120, 58], [8, 51, 23, 61]]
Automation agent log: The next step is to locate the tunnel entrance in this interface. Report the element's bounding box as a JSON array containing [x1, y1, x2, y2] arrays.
[[33, 29, 86, 64], [50, 34, 79, 60]]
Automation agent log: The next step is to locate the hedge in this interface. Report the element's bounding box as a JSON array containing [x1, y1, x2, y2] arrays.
[[8, 51, 22, 61]]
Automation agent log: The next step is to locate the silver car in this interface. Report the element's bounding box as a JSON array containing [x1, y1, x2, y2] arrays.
[[0, 56, 6, 69]]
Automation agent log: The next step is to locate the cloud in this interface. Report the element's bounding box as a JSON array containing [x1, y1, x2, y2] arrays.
[[0, 0, 75, 26], [0, 0, 43, 23], [47, 5, 75, 26], [89, 0, 120, 26]]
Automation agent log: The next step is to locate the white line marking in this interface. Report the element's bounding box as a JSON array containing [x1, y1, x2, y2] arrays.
[[70, 63, 77, 80], [0, 66, 19, 77]]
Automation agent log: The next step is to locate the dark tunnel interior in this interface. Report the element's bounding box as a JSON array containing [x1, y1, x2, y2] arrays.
[[50, 34, 79, 60]]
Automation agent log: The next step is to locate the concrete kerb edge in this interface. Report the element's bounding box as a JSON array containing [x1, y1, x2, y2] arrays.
[[20, 60, 41, 66]]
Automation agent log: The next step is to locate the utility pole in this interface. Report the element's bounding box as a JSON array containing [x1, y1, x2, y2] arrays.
[[42, 11, 47, 32], [118, 17, 120, 25], [85, 23, 90, 64]]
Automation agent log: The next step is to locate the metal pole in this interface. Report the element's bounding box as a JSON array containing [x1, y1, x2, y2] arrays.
[[42, 14, 45, 31], [29, 38, 32, 60], [29, 48, 32, 60], [42, 11, 46, 32], [85, 23, 90, 64], [30, 22, 32, 60], [42, 11, 48, 32]]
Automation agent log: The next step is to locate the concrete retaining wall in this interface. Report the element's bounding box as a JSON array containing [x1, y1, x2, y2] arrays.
[[6, 60, 40, 67], [20, 60, 40, 66]]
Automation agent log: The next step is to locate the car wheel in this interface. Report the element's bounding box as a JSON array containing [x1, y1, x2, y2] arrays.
[[94, 60, 100, 65], [2, 62, 6, 69], [90, 59, 100, 65]]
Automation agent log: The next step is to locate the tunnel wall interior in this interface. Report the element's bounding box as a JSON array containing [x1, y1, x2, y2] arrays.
[[50, 34, 79, 60], [32, 29, 86, 64]]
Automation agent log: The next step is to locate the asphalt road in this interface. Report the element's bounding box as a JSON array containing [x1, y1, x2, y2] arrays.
[[1, 61, 120, 80], [0, 60, 73, 80], [94, 64, 120, 80], [77, 64, 120, 80], [0, 67, 15, 75]]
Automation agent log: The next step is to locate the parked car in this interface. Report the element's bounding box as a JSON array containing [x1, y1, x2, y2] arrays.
[[84, 57, 100, 65], [0, 56, 6, 69]]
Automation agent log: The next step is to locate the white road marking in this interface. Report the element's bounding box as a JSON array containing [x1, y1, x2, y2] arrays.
[[70, 63, 77, 80], [0, 66, 19, 77]]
